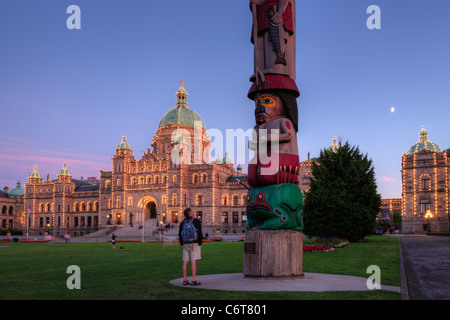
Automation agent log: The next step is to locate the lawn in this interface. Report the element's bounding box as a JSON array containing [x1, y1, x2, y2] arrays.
[[0, 236, 401, 300]]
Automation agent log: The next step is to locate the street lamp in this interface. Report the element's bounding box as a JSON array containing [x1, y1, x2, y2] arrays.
[[424, 209, 433, 232]]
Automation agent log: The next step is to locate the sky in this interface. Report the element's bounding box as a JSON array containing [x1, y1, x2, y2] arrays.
[[1, 0, 450, 199]]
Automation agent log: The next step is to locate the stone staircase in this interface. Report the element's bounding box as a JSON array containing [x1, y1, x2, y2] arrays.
[[111, 219, 180, 239], [81, 219, 180, 240]]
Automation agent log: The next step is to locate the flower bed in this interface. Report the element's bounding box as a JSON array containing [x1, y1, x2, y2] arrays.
[[306, 238, 349, 248], [303, 245, 335, 253]]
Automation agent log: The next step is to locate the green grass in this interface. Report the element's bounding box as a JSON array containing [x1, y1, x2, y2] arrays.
[[0, 236, 401, 300]]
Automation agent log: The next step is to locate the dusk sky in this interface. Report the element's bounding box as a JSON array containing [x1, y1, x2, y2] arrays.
[[1, 0, 450, 199]]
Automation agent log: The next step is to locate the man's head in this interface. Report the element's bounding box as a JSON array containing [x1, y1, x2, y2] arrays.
[[184, 207, 194, 218]]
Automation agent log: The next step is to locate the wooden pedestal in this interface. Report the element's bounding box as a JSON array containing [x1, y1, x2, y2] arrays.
[[243, 229, 304, 278]]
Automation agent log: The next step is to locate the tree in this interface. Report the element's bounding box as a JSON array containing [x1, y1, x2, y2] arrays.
[[303, 140, 381, 242], [393, 211, 402, 224]]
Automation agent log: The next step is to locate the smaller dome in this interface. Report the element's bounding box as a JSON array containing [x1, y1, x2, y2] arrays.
[[117, 136, 131, 150], [9, 181, 24, 196], [215, 154, 223, 164], [407, 126, 441, 155], [223, 153, 233, 164], [29, 166, 42, 179], [58, 163, 71, 176], [329, 137, 339, 153]]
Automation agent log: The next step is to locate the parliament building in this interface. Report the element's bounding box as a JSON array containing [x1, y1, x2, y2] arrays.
[[21, 84, 249, 237]]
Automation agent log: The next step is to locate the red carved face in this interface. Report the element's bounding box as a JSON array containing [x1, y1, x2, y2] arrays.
[[254, 93, 285, 125]]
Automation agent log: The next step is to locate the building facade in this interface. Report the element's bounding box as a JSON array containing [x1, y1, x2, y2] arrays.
[[401, 127, 450, 233], [21, 84, 249, 237], [98, 83, 248, 235], [23, 165, 100, 237], [0, 182, 24, 232]]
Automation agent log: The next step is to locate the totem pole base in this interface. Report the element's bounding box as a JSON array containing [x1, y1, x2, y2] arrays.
[[243, 228, 303, 278]]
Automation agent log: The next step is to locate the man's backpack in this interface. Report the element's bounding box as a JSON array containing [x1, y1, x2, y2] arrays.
[[181, 218, 198, 243]]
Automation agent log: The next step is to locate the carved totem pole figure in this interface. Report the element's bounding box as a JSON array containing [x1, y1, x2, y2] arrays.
[[246, 0, 303, 231]]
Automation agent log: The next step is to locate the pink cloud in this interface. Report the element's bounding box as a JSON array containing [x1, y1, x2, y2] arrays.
[[382, 176, 398, 183]]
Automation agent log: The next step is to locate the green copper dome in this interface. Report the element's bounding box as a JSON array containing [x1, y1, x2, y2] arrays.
[[222, 152, 233, 164], [9, 181, 24, 196], [117, 136, 131, 150], [408, 127, 441, 155], [58, 163, 71, 176], [158, 82, 205, 129], [29, 166, 42, 179]]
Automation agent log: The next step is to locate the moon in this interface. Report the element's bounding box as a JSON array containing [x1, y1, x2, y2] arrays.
[[390, 107, 395, 113]]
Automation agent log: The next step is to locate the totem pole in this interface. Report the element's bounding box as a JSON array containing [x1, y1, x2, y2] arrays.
[[244, 0, 303, 277]]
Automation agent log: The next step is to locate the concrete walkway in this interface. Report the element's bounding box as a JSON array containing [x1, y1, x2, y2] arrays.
[[170, 272, 401, 293], [397, 235, 450, 300]]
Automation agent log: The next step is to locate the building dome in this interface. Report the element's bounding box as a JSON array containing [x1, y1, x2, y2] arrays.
[[58, 163, 71, 176], [9, 181, 24, 196], [158, 82, 205, 129], [117, 136, 131, 150], [222, 152, 233, 164], [407, 126, 441, 155], [29, 166, 42, 179], [329, 137, 339, 153]]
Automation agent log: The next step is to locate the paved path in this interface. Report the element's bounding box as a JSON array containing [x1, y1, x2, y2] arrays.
[[398, 235, 450, 300], [170, 272, 400, 293]]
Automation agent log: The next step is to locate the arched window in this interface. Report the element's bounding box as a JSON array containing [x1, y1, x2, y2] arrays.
[[139, 176, 144, 185], [147, 176, 152, 184], [45, 203, 51, 212], [196, 194, 203, 206], [117, 179, 121, 186], [193, 174, 199, 184], [39, 203, 44, 213], [154, 175, 160, 184], [201, 173, 208, 183], [9, 206, 13, 216], [87, 201, 92, 211], [94, 201, 99, 211], [173, 175, 177, 183], [241, 193, 247, 206], [81, 202, 86, 212], [162, 175, 167, 184], [108, 198, 113, 209], [232, 195, 239, 206], [172, 193, 177, 206], [128, 197, 133, 207], [105, 180, 111, 189], [74, 202, 79, 212], [222, 194, 229, 206], [162, 195, 167, 205], [2, 206, 6, 215]]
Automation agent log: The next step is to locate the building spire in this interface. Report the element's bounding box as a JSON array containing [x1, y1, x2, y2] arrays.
[[176, 81, 188, 108], [420, 126, 428, 143]]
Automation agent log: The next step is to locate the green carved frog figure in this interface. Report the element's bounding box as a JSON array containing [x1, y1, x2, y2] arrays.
[[246, 183, 303, 231]]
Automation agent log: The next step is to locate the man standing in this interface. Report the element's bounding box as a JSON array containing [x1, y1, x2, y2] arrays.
[[112, 233, 117, 249], [179, 207, 203, 286]]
